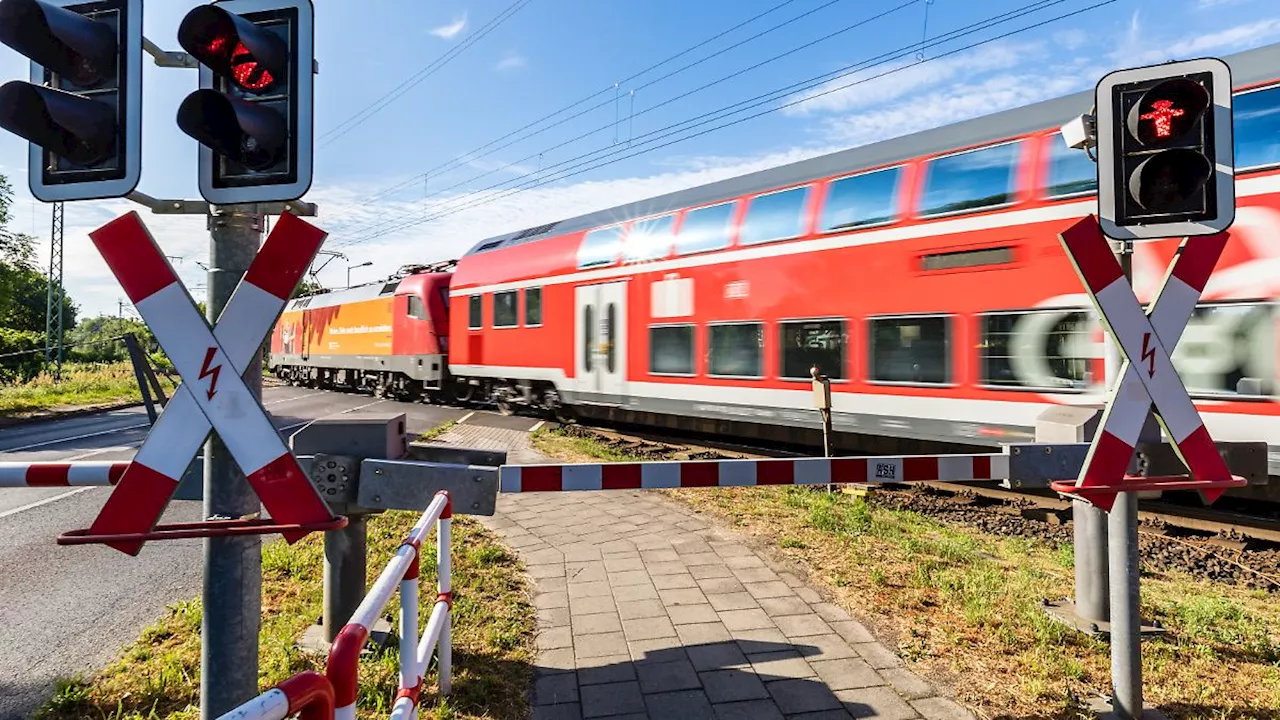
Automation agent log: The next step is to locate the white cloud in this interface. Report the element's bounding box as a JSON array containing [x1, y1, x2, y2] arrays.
[[495, 52, 526, 71], [310, 145, 839, 289], [428, 14, 467, 40], [781, 42, 1041, 117], [1053, 29, 1088, 50], [1196, 0, 1251, 8]]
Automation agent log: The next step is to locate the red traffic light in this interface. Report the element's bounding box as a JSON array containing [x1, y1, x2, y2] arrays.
[[178, 6, 287, 94], [1125, 77, 1210, 146]]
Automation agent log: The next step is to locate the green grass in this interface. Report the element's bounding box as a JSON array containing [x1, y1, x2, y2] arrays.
[[532, 425, 1280, 720], [0, 362, 176, 418], [35, 512, 535, 720], [417, 420, 458, 443]]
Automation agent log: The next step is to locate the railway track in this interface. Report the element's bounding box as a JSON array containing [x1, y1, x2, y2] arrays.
[[546, 419, 1280, 591]]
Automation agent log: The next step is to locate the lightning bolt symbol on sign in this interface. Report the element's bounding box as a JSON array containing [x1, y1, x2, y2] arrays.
[[1140, 331, 1157, 379], [199, 346, 222, 400]]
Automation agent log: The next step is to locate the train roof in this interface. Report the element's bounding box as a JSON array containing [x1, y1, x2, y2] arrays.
[[461, 42, 1280, 259]]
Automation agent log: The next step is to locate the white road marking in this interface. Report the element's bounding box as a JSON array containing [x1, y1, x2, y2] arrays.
[[277, 398, 389, 434], [0, 389, 327, 453], [0, 487, 96, 521], [458, 412, 475, 424], [530, 420, 545, 432]]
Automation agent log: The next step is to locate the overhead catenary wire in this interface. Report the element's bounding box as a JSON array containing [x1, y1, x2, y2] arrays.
[[337, 0, 1105, 248], [336, 0, 927, 241], [317, 0, 533, 149], [346, 0, 840, 208], [361, 0, 917, 222], [0, 335, 136, 360]]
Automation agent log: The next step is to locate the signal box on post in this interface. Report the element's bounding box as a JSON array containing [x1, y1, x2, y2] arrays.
[[1096, 57, 1235, 239], [176, 0, 313, 205], [0, 0, 142, 202]]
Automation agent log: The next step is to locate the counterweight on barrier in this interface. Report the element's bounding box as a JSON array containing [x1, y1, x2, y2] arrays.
[[216, 671, 334, 720], [326, 490, 453, 720]]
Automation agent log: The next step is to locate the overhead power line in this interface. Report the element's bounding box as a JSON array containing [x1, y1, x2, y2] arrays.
[[349, 0, 839, 208], [361, 0, 919, 230], [335, 0, 1114, 248], [317, 0, 533, 149]]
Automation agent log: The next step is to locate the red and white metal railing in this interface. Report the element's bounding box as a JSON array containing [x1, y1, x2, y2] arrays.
[[326, 490, 453, 720], [216, 671, 335, 720], [0, 461, 128, 487]]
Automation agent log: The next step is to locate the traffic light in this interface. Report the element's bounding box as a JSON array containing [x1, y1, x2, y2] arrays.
[[1096, 57, 1234, 239], [176, 0, 313, 205], [0, 0, 141, 202]]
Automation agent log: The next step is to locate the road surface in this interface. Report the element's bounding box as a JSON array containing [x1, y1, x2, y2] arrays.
[[0, 386, 469, 720]]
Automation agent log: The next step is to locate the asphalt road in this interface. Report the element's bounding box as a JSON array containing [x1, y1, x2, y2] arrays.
[[0, 386, 471, 720]]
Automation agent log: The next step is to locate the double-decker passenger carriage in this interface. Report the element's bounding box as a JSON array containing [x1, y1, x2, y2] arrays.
[[270, 263, 455, 401], [445, 42, 1280, 497]]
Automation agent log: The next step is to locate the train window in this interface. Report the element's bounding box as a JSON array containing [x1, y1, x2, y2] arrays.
[[493, 291, 518, 328], [708, 322, 763, 378], [578, 225, 624, 268], [1175, 302, 1275, 398], [1235, 85, 1280, 170], [650, 325, 694, 375], [407, 295, 427, 320], [625, 214, 675, 262], [675, 201, 735, 255], [868, 315, 950, 384], [468, 295, 481, 329], [821, 167, 901, 232], [919, 141, 1020, 217], [525, 287, 543, 327], [980, 310, 1093, 390], [740, 186, 810, 246], [1045, 133, 1097, 198], [583, 305, 594, 372], [779, 319, 846, 380]]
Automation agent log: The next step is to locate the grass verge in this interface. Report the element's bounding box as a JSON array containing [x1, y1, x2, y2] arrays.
[[533, 426, 1280, 720], [418, 420, 458, 443], [0, 362, 176, 419], [37, 512, 535, 720]]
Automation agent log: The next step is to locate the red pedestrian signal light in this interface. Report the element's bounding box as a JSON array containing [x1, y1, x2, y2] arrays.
[[176, 0, 313, 205], [0, 0, 142, 202], [1095, 57, 1234, 240]]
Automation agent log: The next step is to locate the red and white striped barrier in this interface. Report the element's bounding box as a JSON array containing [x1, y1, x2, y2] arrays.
[[216, 671, 334, 720], [327, 491, 453, 720], [0, 462, 129, 487], [85, 212, 334, 555], [1059, 217, 1239, 509], [499, 452, 1010, 492]]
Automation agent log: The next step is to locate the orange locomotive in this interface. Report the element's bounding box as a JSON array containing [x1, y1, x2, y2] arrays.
[[269, 264, 453, 401]]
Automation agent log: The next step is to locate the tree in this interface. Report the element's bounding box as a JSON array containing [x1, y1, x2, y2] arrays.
[[291, 278, 323, 299]]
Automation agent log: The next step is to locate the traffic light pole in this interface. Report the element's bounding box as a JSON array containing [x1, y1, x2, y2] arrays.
[[1108, 241, 1144, 719], [201, 205, 266, 718]]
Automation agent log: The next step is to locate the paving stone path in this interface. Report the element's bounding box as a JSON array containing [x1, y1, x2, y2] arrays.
[[436, 423, 975, 720]]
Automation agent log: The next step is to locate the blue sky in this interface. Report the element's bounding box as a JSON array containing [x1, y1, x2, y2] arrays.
[[1, 0, 1278, 318]]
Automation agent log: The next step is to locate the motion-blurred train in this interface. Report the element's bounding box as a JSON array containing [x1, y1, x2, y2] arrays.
[[270, 42, 1280, 493]]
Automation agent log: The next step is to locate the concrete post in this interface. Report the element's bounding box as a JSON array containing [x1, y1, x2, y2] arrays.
[[324, 515, 368, 641], [200, 207, 265, 719]]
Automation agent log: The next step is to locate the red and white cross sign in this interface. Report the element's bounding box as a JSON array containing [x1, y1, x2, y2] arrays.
[[86, 211, 334, 555], [1058, 216, 1239, 510]]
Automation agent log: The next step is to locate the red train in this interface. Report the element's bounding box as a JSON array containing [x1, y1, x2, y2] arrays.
[[270, 42, 1280, 488]]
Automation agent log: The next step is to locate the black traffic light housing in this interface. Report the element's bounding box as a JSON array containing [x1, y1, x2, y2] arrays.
[[1096, 57, 1234, 239], [176, 0, 313, 205], [0, 0, 141, 202]]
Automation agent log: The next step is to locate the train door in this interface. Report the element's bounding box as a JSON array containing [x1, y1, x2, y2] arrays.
[[574, 281, 628, 402]]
